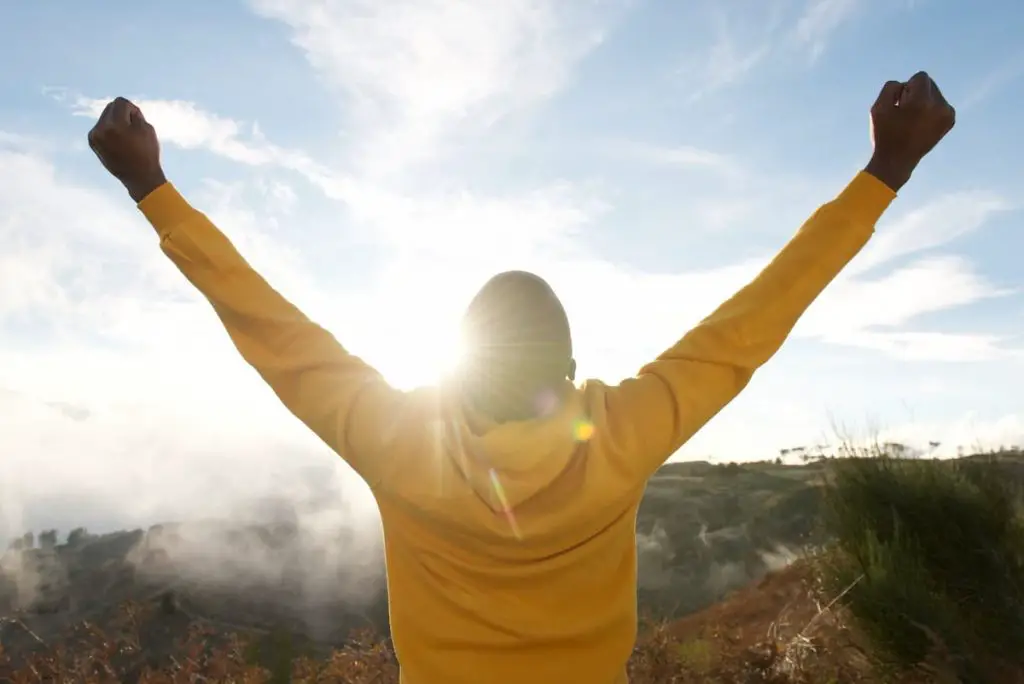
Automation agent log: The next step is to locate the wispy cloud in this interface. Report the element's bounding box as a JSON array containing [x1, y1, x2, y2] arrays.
[[61, 90, 1016, 363], [787, 189, 1015, 360], [826, 331, 1018, 362], [849, 190, 1012, 275], [793, 0, 861, 62], [605, 140, 743, 177], [72, 97, 288, 166], [678, 4, 775, 100], [880, 412, 1024, 456], [0, 144, 382, 541], [680, 0, 865, 97], [3, 0, 1019, 544], [248, 0, 622, 177], [961, 52, 1024, 110], [695, 32, 769, 96], [68, 93, 606, 270], [68, 96, 351, 196], [798, 253, 1009, 360], [58, 89, 1016, 366], [0, 146, 164, 323]]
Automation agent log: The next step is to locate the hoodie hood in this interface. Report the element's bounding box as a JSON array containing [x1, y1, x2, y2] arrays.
[[443, 382, 589, 515]]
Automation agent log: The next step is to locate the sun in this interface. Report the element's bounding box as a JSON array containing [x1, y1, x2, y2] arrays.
[[364, 325, 465, 392], [341, 269, 474, 392]]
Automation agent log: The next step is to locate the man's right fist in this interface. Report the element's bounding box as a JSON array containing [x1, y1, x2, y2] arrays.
[[87, 97, 167, 203], [866, 71, 956, 192]]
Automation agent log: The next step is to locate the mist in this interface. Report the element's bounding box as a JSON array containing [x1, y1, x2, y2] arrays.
[[0, 373, 390, 636]]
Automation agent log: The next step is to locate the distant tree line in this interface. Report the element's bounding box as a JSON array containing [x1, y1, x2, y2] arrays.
[[5, 527, 93, 552]]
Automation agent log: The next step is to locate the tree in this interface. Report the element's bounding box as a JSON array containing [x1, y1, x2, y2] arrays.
[[67, 527, 89, 546], [38, 529, 58, 549]]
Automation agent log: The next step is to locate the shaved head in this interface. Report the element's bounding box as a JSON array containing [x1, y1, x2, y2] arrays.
[[459, 271, 576, 422]]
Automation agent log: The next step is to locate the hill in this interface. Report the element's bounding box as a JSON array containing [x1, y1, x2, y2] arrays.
[[2, 451, 1022, 681]]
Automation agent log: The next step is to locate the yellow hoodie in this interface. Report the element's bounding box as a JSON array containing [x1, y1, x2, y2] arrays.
[[138, 170, 895, 684]]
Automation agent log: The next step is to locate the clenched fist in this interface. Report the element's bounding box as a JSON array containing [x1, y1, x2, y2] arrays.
[[866, 71, 956, 192], [87, 97, 167, 203]]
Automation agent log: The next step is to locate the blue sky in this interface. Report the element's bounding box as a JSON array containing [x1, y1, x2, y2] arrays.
[[1, 0, 1023, 536]]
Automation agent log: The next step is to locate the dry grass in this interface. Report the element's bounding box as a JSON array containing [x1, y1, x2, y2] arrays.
[[0, 562, 934, 684]]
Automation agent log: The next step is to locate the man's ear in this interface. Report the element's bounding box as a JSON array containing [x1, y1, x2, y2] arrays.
[[567, 359, 577, 382]]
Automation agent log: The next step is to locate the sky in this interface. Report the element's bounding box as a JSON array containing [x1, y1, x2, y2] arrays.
[[1, 0, 1023, 539]]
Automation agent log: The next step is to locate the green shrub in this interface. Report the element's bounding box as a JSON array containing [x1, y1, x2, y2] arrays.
[[820, 455, 1024, 682]]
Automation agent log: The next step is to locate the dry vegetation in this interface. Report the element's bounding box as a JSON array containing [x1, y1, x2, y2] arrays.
[[0, 562, 939, 683], [3, 450, 1023, 682]]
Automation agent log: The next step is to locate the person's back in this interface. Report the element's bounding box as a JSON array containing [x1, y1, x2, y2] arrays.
[[375, 384, 644, 682], [86, 71, 955, 683]]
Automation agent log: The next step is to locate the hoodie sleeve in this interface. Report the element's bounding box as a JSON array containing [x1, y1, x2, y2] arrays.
[[137, 182, 405, 487], [597, 171, 896, 480]]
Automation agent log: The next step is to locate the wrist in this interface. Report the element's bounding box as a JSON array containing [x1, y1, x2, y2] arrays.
[[863, 155, 915, 193], [123, 169, 168, 204]]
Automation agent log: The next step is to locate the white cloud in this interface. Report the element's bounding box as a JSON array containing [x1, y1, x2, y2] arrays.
[[794, 190, 1014, 358], [793, 0, 861, 61], [69, 94, 611, 272], [696, 35, 769, 96], [879, 412, 1024, 457], [0, 144, 381, 545], [341, 180, 604, 262], [63, 92, 1016, 366], [804, 256, 1005, 337], [961, 51, 1024, 110], [823, 331, 1017, 362], [73, 97, 276, 164], [677, 4, 775, 99], [55, 92, 1019, 369], [1, 124, 1018, 543], [0, 147, 164, 323], [850, 190, 1011, 275], [679, 392, 1024, 462], [248, 0, 620, 177], [679, 0, 865, 97], [69, 96, 344, 190], [606, 140, 743, 177], [5, 0, 1017, 548]]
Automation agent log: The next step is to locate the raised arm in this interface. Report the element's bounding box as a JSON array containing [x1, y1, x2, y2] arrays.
[[596, 72, 956, 480], [87, 98, 405, 486]]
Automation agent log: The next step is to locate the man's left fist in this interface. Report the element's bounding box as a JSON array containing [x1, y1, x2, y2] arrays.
[[87, 97, 166, 203]]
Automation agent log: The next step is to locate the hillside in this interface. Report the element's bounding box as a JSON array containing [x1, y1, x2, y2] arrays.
[[2, 452, 1022, 680]]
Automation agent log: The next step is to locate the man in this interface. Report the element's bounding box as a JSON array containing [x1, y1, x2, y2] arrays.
[[87, 72, 954, 683]]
